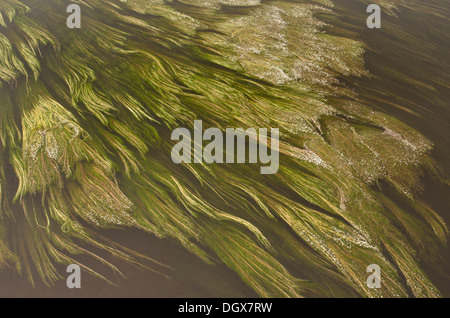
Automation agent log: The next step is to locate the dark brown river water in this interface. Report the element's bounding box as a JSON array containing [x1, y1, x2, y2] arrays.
[[323, 0, 450, 296]]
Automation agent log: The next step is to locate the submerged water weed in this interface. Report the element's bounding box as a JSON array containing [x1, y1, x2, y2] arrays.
[[0, 0, 447, 297]]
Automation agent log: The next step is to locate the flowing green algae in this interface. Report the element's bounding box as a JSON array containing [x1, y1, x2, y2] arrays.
[[0, 0, 447, 297]]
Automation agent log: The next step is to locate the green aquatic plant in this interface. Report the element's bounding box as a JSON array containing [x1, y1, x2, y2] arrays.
[[0, 0, 447, 297]]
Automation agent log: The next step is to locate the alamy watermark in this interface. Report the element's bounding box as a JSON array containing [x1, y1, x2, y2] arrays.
[[66, 4, 81, 29], [366, 264, 381, 288], [367, 4, 381, 29], [66, 264, 81, 288], [171, 120, 279, 174]]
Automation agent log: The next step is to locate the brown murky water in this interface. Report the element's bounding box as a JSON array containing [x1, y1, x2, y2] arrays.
[[322, 0, 450, 296]]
